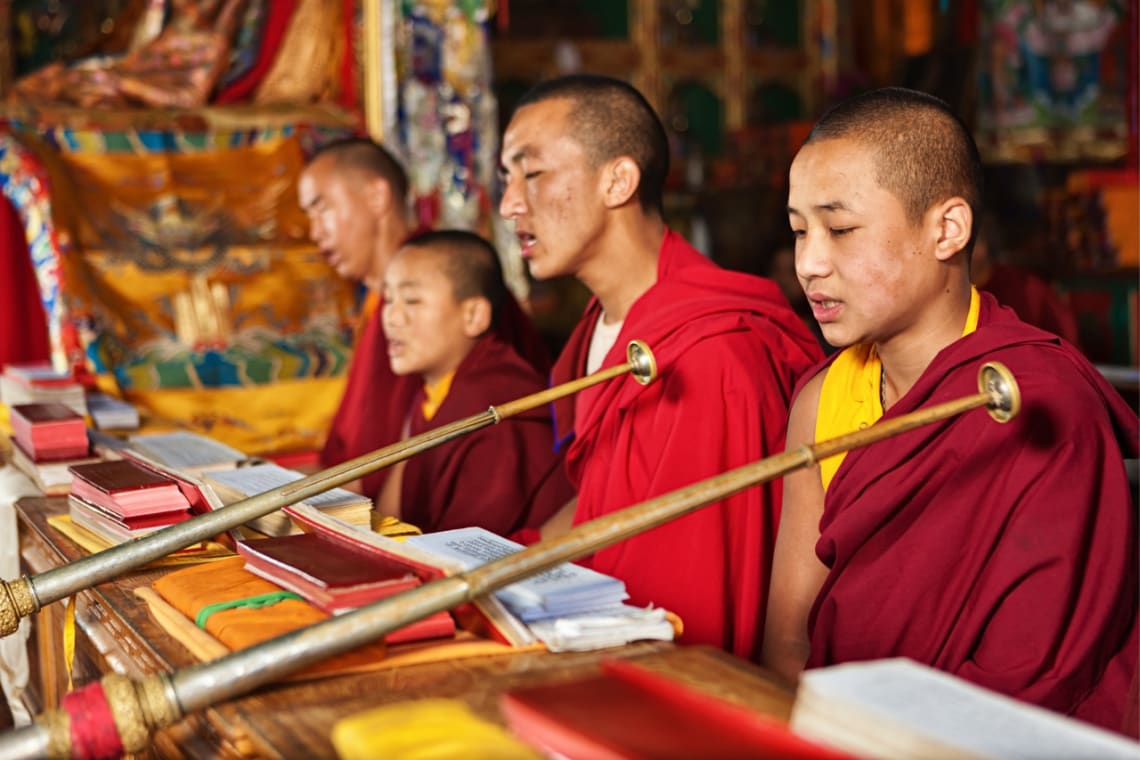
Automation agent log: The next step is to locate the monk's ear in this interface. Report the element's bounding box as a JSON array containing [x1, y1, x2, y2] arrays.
[[933, 197, 972, 262], [601, 157, 641, 209], [363, 176, 394, 217], [462, 297, 492, 338]]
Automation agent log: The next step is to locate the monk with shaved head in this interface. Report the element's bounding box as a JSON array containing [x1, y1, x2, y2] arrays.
[[377, 230, 572, 535], [499, 74, 822, 658], [764, 87, 1138, 736]]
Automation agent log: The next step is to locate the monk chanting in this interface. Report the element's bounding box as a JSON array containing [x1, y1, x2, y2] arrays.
[[763, 87, 1139, 736], [498, 74, 822, 658], [298, 138, 548, 499], [376, 231, 573, 535]]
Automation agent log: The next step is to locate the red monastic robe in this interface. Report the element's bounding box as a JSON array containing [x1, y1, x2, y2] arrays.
[[807, 293, 1139, 735], [400, 334, 573, 535], [321, 293, 549, 501], [552, 229, 822, 659]]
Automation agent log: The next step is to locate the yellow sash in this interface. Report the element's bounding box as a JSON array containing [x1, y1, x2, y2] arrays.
[[420, 370, 456, 422], [816, 287, 981, 492]]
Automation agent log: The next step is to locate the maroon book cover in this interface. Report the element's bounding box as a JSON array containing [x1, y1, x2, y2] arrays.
[[68, 459, 190, 517], [236, 532, 423, 612]]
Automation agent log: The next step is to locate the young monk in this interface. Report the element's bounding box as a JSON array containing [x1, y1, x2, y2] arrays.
[[763, 87, 1138, 735], [376, 230, 573, 535], [298, 138, 549, 499], [498, 74, 823, 658]]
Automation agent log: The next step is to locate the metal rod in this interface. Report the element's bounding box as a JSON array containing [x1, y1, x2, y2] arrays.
[[169, 361, 1019, 711], [3, 361, 1018, 759], [0, 341, 658, 637]]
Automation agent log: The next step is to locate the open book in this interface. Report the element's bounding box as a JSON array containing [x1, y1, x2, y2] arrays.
[[128, 431, 246, 475], [405, 527, 629, 622], [790, 659, 1140, 760]]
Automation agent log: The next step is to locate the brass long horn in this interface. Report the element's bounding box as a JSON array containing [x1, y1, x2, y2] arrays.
[[0, 362, 1019, 759], [0, 340, 658, 638]]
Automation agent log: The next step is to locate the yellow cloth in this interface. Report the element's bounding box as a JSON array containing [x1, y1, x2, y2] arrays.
[[331, 699, 540, 760], [420, 371, 455, 422], [31, 135, 358, 456], [47, 514, 233, 566], [816, 287, 981, 492]]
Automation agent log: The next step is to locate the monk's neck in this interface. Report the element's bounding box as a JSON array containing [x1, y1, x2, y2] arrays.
[[876, 285, 973, 408], [365, 216, 411, 293], [578, 220, 665, 323]]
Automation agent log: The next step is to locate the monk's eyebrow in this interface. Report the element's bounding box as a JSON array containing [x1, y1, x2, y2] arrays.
[[787, 201, 855, 216]]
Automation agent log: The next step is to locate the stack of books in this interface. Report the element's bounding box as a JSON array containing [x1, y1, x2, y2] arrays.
[[235, 532, 455, 643], [86, 392, 140, 430], [790, 659, 1140, 760], [405, 527, 629, 622], [0, 363, 86, 416], [8, 402, 100, 494], [204, 463, 372, 536], [10, 402, 89, 460], [286, 504, 537, 648], [67, 459, 194, 545], [127, 431, 247, 475]]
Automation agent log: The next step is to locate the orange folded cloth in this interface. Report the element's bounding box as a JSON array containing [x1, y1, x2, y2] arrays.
[[152, 556, 388, 678]]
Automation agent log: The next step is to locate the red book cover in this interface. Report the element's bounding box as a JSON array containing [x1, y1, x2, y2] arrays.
[[10, 402, 88, 460], [500, 659, 857, 760], [70, 494, 191, 531], [68, 459, 191, 517]]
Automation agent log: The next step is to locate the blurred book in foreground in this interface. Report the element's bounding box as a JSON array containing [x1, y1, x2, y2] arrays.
[[791, 659, 1140, 760]]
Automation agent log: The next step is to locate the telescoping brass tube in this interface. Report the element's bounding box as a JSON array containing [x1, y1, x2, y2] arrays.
[[0, 362, 1019, 760], [0, 341, 659, 639]]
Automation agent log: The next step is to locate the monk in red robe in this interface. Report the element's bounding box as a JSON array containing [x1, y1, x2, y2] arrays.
[[765, 87, 1138, 736], [378, 231, 572, 534], [298, 138, 547, 500], [499, 75, 822, 659]]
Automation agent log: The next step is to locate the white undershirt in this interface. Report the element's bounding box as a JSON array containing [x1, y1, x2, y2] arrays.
[[586, 312, 624, 374]]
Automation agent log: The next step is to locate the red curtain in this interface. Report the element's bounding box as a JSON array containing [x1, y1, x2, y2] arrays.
[[0, 196, 49, 367]]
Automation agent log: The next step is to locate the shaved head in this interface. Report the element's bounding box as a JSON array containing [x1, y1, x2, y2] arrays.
[[514, 74, 670, 215], [806, 87, 983, 253], [308, 136, 409, 203], [399, 230, 507, 327]]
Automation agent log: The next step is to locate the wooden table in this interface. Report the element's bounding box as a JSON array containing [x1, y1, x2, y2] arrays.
[[16, 496, 794, 759]]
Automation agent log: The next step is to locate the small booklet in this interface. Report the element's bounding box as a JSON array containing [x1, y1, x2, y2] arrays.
[[86, 393, 140, 430], [204, 463, 371, 536], [68, 459, 193, 518], [405, 527, 629, 622], [235, 532, 423, 614]]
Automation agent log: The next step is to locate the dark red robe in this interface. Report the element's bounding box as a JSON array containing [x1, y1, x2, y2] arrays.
[[807, 292, 1139, 735], [552, 229, 822, 659], [400, 334, 573, 535], [321, 293, 549, 501]]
